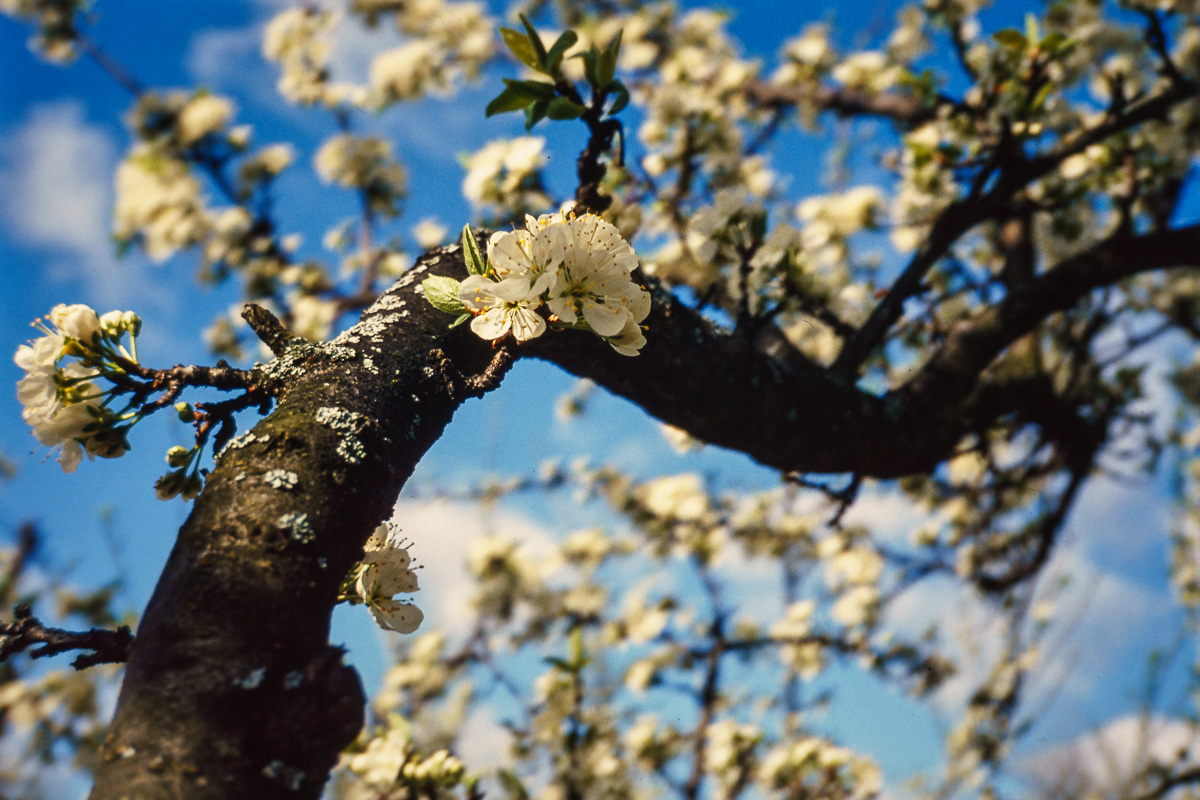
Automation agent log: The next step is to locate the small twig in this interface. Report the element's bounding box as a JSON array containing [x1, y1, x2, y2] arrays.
[[242, 303, 301, 356], [0, 605, 133, 670], [784, 472, 863, 527], [76, 34, 143, 97], [463, 346, 516, 398]]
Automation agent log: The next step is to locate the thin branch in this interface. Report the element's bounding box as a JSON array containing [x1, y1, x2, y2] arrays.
[[76, 34, 143, 97], [0, 605, 133, 670], [743, 80, 943, 126]]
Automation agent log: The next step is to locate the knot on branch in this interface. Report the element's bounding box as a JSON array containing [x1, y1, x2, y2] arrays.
[[260, 646, 365, 792], [242, 303, 302, 357], [0, 605, 134, 670]]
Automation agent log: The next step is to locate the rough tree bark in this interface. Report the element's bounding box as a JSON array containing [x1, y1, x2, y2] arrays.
[[86, 215, 1200, 797]]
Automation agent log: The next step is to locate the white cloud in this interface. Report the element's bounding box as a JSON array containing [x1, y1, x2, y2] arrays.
[[187, 25, 266, 90], [0, 102, 172, 310], [1019, 714, 1199, 795], [1, 102, 111, 255], [883, 537, 1167, 721]]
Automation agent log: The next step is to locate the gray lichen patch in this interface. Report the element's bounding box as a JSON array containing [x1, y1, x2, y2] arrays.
[[257, 340, 323, 386], [262, 760, 305, 791], [235, 667, 266, 690], [219, 431, 263, 457], [276, 512, 314, 544], [315, 406, 369, 464], [263, 469, 299, 490], [369, 293, 407, 313]]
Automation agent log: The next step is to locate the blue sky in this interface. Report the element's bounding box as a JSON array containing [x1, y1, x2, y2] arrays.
[[1, 0, 1197, 795]]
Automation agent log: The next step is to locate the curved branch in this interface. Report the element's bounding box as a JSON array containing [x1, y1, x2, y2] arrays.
[[905, 223, 1200, 409], [833, 79, 1200, 376]]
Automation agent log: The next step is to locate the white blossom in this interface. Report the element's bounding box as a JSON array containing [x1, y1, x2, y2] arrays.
[[458, 276, 547, 342], [176, 94, 233, 146]]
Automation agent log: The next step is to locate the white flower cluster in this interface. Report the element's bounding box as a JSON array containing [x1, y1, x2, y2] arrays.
[[890, 122, 961, 252], [635, 9, 771, 197], [367, 0, 494, 107], [820, 535, 884, 629], [451, 213, 651, 355], [115, 91, 297, 290], [759, 737, 883, 799], [830, 51, 904, 94], [0, 0, 79, 62], [314, 134, 407, 218], [15, 304, 141, 473], [771, 23, 838, 87], [460, 136, 550, 221], [344, 522, 423, 633], [339, 722, 466, 795], [114, 145, 211, 262], [263, 8, 366, 107]]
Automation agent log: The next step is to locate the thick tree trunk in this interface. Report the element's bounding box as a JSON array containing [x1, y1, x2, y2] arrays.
[[89, 246, 511, 799]]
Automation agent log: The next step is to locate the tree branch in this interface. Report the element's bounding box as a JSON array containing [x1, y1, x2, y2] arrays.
[[743, 80, 942, 126], [832, 79, 1200, 376], [0, 605, 133, 670], [905, 223, 1200, 409]]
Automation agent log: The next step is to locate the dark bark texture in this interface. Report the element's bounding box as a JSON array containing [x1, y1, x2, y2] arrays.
[[88, 219, 1200, 797]]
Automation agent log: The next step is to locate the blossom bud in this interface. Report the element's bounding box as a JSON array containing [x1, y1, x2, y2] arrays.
[[166, 445, 192, 467], [50, 304, 102, 342], [181, 474, 204, 500], [155, 470, 184, 500], [100, 311, 125, 335], [122, 312, 142, 337], [175, 402, 194, 421]]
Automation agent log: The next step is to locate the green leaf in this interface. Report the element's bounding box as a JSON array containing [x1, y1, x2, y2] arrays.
[[992, 29, 1027, 51], [503, 78, 556, 100], [461, 223, 486, 276], [518, 13, 548, 68], [546, 96, 587, 120], [580, 48, 601, 88], [545, 29, 578, 76], [1024, 12, 1040, 45], [500, 27, 542, 71], [598, 29, 622, 87], [421, 276, 467, 315], [525, 98, 550, 130], [568, 626, 590, 670], [1040, 31, 1074, 57], [544, 656, 572, 671], [497, 770, 529, 800], [486, 86, 532, 117], [1030, 81, 1054, 111], [448, 313, 471, 329], [608, 81, 630, 115]]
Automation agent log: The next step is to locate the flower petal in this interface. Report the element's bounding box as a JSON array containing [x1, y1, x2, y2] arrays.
[[370, 599, 424, 633], [510, 307, 547, 341], [470, 308, 512, 340], [581, 298, 631, 337]]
